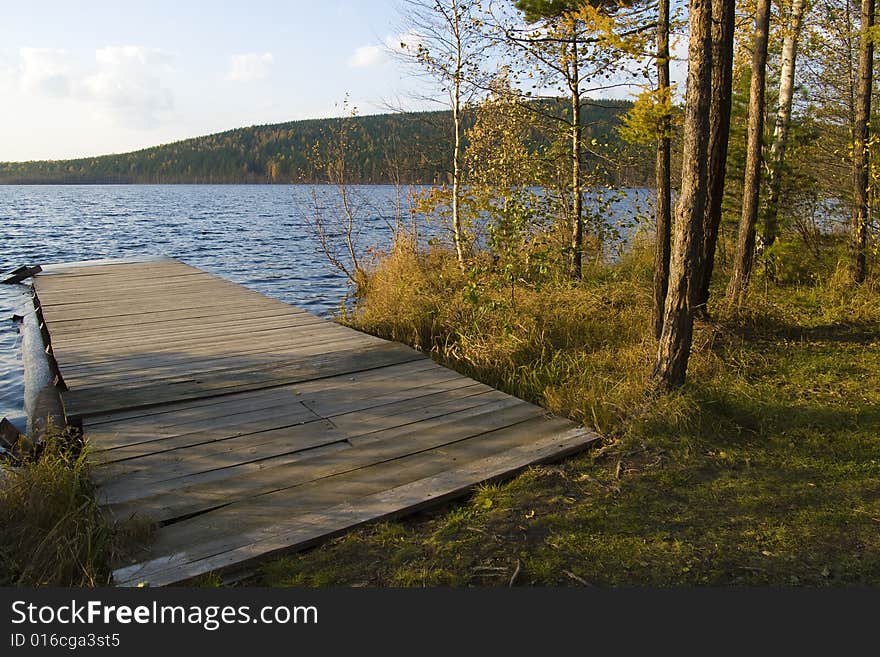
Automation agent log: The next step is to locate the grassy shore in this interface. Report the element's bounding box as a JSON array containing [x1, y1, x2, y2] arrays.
[[261, 239, 880, 586], [0, 426, 150, 586], [2, 238, 875, 586]]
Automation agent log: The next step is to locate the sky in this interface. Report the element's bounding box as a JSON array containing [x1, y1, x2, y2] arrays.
[[0, 1, 687, 162]]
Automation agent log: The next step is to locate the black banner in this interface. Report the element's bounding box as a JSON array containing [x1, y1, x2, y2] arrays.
[[0, 587, 875, 654]]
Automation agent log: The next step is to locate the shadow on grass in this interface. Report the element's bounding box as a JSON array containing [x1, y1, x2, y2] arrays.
[[718, 318, 880, 345]]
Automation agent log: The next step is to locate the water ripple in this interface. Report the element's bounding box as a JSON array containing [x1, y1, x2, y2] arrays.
[[0, 184, 652, 431], [0, 184, 417, 429]]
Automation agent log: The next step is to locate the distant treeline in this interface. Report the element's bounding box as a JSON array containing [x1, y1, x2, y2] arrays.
[[0, 101, 649, 185]]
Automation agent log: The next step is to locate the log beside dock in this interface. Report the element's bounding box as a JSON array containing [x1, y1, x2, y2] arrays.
[[30, 258, 597, 586]]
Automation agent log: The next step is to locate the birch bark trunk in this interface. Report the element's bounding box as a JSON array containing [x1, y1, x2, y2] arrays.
[[764, 0, 809, 248]]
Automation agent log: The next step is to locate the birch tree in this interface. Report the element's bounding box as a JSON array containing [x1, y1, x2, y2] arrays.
[[496, 0, 651, 279], [398, 0, 485, 270], [798, 0, 858, 209], [764, 0, 810, 248], [510, 0, 593, 280]]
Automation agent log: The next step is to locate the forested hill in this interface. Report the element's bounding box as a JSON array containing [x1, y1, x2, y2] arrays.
[[0, 101, 641, 185]]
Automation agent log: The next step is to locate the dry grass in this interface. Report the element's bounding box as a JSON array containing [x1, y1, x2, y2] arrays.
[[346, 237, 660, 432], [262, 235, 880, 587], [0, 426, 152, 586]]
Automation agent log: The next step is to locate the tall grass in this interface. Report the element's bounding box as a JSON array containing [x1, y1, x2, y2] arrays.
[[349, 237, 677, 433], [0, 426, 150, 586], [347, 234, 878, 433], [263, 234, 880, 586]]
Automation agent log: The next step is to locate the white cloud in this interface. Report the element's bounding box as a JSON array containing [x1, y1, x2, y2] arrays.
[[19, 47, 71, 96], [13, 45, 174, 128], [348, 31, 421, 69], [225, 52, 273, 81], [79, 46, 174, 126], [389, 30, 422, 54], [349, 44, 385, 69]]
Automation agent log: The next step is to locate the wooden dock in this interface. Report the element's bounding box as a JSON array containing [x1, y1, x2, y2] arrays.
[[31, 258, 597, 586]]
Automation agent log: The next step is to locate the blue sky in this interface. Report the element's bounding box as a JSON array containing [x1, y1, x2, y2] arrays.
[[0, 1, 430, 161], [0, 1, 685, 162]]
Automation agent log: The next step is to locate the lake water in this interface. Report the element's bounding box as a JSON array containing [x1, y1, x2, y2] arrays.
[[0, 184, 652, 432]]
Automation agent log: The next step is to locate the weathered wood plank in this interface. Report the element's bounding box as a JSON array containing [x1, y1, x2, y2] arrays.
[[99, 395, 527, 506], [58, 332, 395, 397], [38, 289, 266, 316], [46, 306, 308, 342], [90, 382, 496, 480], [113, 425, 596, 587], [55, 321, 362, 377], [62, 341, 426, 418], [30, 258, 595, 587], [38, 297, 289, 326], [81, 360, 439, 428], [106, 399, 544, 521], [89, 400, 326, 460], [59, 326, 363, 374], [128, 414, 574, 554], [86, 360, 455, 441], [38, 260, 193, 279], [49, 312, 333, 353], [33, 268, 208, 290], [34, 273, 223, 301]]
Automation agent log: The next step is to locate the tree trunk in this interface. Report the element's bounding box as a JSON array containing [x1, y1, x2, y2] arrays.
[[570, 37, 584, 280], [764, 0, 808, 248], [694, 0, 735, 316], [652, 0, 672, 340], [451, 0, 466, 270], [652, 0, 713, 389], [727, 0, 772, 307], [851, 0, 875, 284]]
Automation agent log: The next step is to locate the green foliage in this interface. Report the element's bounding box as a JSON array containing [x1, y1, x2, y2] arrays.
[[461, 82, 566, 297], [0, 104, 643, 185], [618, 87, 679, 146], [515, 0, 585, 21], [514, 0, 623, 22]]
